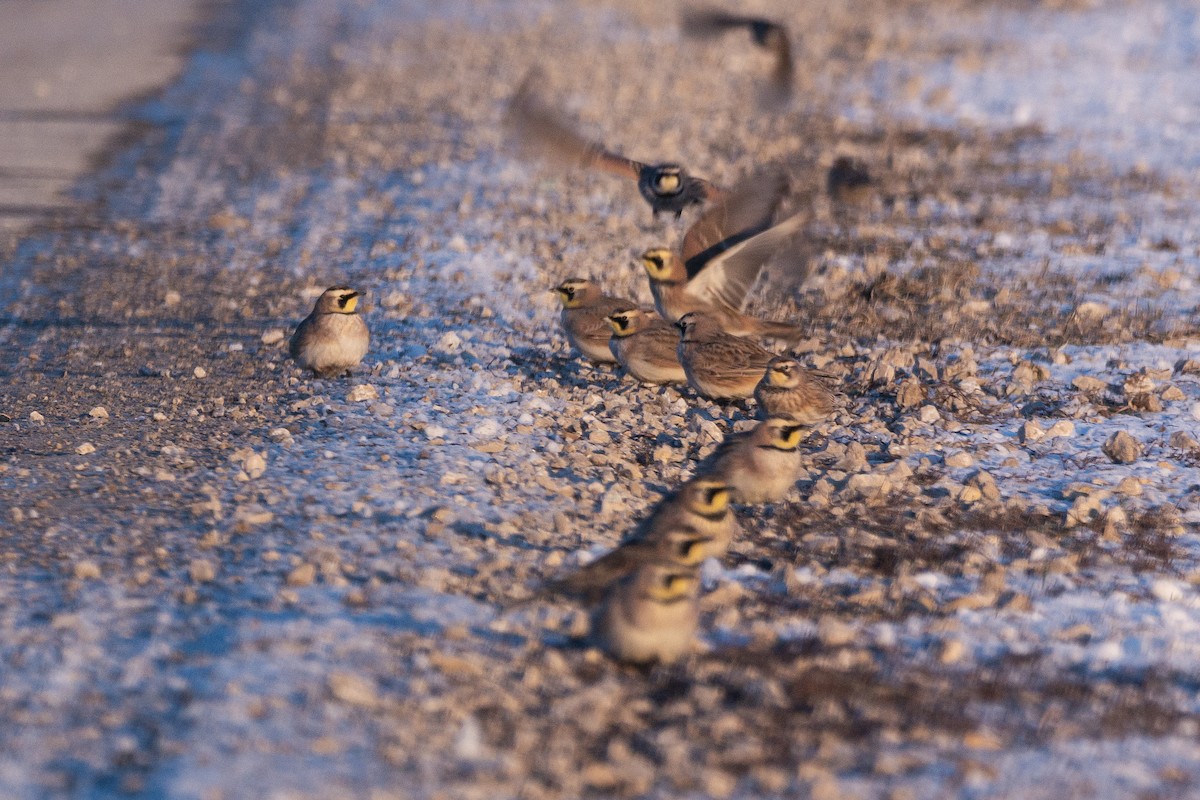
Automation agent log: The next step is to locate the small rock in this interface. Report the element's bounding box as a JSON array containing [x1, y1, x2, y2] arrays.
[[1019, 421, 1045, 443], [75, 442, 96, 455], [1073, 301, 1109, 321], [844, 472, 891, 499], [1115, 476, 1143, 496], [1102, 431, 1142, 464], [29, 411, 44, 424], [1044, 420, 1075, 439], [287, 563, 316, 587], [193, 366, 208, 379], [836, 441, 869, 472], [1151, 579, 1185, 603], [1066, 493, 1104, 527], [261, 329, 285, 345], [231, 449, 267, 479], [1161, 385, 1185, 402], [1169, 431, 1198, 451], [268, 427, 293, 443], [944, 451, 974, 468], [917, 405, 940, 424], [939, 638, 966, 664], [327, 671, 379, 708], [958, 485, 983, 504], [88, 406, 109, 419], [190, 559, 216, 583], [436, 331, 463, 353], [164, 290, 182, 306], [347, 384, 378, 402], [817, 617, 856, 647], [966, 470, 1001, 502], [1071, 375, 1106, 393], [454, 714, 486, 761], [74, 560, 101, 580], [895, 378, 925, 409]]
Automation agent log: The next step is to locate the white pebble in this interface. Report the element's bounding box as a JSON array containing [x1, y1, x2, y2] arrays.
[[1151, 579, 1184, 603], [1044, 420, 1075, 439], [473, 418, 502, 439]]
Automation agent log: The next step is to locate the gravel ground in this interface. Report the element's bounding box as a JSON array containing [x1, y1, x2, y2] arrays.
[[1, 0, 1199, 797]]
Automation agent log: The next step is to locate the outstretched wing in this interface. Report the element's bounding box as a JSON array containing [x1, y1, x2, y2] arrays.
[[505, 70, 643, 181], [681, 169, 787, 274], [681, 9, 794, 102], [685, 211, 806, 314]]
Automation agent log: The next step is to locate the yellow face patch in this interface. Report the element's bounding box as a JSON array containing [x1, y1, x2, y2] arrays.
[[341, 295, 359, 313], [607, 315, 631, 335], [695, 484, 730, 514], [768, 366, 792, 386], [776, 426, 803, 449], [640, 250, 670, 277], [650, 573, 696, 600]]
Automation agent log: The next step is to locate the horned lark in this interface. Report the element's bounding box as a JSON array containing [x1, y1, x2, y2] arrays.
[[704, 417, 805, 503], [544, 476, 737, 601], [554, 278, 634, 364], [635, 475, 740, 547], [681, 9, 794, 105], [607, 307, 687, 384], [827, 156, 873, 209], [593, 559, 700, 665], [506, 71, 723, 218], [677, 312, 776, 400], [544, 524, 721, 604], [640, 172, 805, 340], [754, 356, 836, 425], [289, 286, 369, 378]]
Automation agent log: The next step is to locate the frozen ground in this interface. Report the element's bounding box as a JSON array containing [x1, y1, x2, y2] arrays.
[[0, 0, 1198, 797]]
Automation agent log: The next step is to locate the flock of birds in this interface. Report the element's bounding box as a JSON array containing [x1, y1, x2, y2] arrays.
[[288, 10, 867, 665]]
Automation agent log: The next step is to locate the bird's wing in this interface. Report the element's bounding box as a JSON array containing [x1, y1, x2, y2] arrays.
[[684, 210, 806, 314], [505, 71, 642, 181], [682, 169, 788, 274], [680, 9, 763, 37]]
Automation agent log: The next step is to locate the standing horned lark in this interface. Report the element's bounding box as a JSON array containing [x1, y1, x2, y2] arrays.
[[633, 475, 740, 551], [543, 524, 721, 604], [640, 172, 805, 340], [607, 306, 687, 384], [754, 355, 836, 425], [681, 9, 794, 105], [677, 312, 776, 400], [704, 417, 805, 503], [289, 286, 369, 378], [506, 71, 723, 218], [593, 559, 701, 665], [554, 278, 634, 364], [542, 476, 737, 602]]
